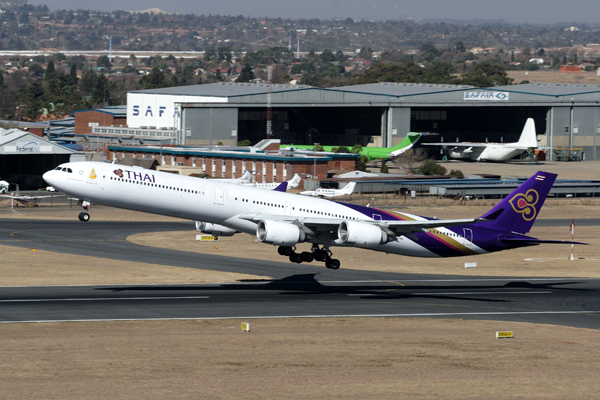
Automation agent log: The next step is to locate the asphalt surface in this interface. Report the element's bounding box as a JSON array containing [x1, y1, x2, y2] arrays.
[[1, 218, 600, 329]]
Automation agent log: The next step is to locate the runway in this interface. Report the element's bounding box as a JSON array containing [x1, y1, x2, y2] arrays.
[[1, 218, 600, 328]]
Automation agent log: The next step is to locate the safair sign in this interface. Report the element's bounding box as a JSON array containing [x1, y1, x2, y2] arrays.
[[127, 92, 228, 129], [463, 91, 509, 101]]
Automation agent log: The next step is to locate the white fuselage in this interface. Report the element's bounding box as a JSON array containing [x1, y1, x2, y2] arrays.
[[449, 145, 525, 161], [43, 162, 488, 258]]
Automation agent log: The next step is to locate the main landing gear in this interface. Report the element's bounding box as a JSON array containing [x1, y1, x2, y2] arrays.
[[78, 200, 91, 222], [277, 245, 341, 270]]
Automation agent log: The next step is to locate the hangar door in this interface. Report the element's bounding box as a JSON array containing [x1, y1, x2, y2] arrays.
[[237, 106, 384, 146], [412, 106, 548, 143]]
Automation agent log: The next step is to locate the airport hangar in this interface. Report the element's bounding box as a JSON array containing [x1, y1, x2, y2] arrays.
[[127, 81, 600, 161]]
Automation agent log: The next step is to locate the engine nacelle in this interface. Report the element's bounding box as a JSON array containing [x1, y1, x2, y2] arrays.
[[256, 220, 305, 246], [338, 221, 387, 247], [195, 221, 237, 237]]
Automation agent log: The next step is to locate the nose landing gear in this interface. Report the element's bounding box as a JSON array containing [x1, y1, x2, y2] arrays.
[[277, 245, 341, 269], [77, 200, 91, 222]]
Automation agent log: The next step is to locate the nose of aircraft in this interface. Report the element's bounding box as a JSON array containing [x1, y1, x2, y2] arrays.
[[42, 169, 55, 186]]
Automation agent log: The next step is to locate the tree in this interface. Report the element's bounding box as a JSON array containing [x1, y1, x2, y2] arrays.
[[80, 69, 98, 96], [97, 55, 112, 69], [44, 60, 57, 81], [139, 67, 167, 89], [92, 74, 110, 105], [28, 63, 45, 78], [460, 62, 513, 87], [236, 64, 255, 82], [67, 64, 78, 87], [19, 11, 29, 24]]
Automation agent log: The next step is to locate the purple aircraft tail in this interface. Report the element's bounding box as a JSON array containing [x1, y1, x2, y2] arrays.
[[273, 182, 288, 192], [476, 171, 557, 234]]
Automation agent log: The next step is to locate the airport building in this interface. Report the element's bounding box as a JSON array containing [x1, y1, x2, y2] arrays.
[[106, 139, 358, 183], [0, 128, 86, 188], [128, 82, 600, 160]]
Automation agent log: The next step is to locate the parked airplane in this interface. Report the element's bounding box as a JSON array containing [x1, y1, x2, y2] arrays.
[[0, 184, 62, 206], [287, 132, 422, 161], [0, 180, 9, 193], [43, 163, 583, 270], [240, 173, 302, 191], [300, 182, 357, 198], [212, 170, 252, 184], [423, 118, 543, 161]]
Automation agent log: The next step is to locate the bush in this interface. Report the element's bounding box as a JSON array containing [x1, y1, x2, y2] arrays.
[[380, 160, 389, 173], [418, 159, 446, 175], [356, 155, 368, 171], [448, 169, 464, 178]]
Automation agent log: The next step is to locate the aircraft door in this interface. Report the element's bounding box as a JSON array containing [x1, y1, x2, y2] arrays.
[[285, 201, 292, 216], [462, 228, 473, 246], [213, 187, 224, 205]]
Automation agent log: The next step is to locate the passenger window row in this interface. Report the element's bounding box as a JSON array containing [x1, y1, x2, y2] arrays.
[[109, 176, 205, 195]]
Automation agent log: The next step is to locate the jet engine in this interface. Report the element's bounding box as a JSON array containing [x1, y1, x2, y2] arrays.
[[256, 220, 306, 246], [338, 221, 387, 247], [195, 221, 237, 237]]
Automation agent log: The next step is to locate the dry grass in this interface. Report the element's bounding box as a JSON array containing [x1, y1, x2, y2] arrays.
[[0, 245, 268, 286], [2, 318, 600, 399]]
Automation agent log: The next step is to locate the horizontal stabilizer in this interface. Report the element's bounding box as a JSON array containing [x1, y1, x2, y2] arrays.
[[499, 237, 588, 246]]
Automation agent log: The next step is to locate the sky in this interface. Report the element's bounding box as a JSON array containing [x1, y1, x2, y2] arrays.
[[27, 0, 600, 24]]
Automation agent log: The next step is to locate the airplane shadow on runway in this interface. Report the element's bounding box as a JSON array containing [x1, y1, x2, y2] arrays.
[[96, 273, 589, 303]]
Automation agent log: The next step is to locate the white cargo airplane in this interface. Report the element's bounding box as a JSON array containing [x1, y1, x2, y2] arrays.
[[43, 162, 582, 270], [424, 118, 542, 161], [211, 170, 252, 184], [241, 173, 302, 191], [300, 182, 356, 198]]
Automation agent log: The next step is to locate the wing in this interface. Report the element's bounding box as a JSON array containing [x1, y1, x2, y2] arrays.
[[238, 212, 487, 239], [423, 142, 489, 148]]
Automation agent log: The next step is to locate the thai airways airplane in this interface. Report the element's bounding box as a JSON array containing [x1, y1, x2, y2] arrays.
[[424, 118, 544, 161], [43, 163, 582, 270]]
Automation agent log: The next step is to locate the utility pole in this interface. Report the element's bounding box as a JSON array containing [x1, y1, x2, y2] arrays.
[[266, 65, 273, 139]]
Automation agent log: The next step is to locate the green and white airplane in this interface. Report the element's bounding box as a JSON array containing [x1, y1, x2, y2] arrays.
[[285, 132, 422, 161]]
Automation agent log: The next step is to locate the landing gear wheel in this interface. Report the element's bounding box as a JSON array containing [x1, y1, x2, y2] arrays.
[[289, 252, 303, 264], [313, 249, 328, 262], [325, 258, 340, 270], [330, 259, 340, 270], [300, 252, 314, 263], [278, 246, 293, 256], [78, 212, 90, 222]]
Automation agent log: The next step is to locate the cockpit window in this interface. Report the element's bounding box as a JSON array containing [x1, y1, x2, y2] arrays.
[[54, 166, 73, 173]]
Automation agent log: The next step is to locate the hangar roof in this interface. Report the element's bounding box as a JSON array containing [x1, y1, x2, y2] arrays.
[[131, 82, 313, 98], [1, 129, 75, 154], [73, 105, 127, 117], [324, 82, 474, 98], [492, 82, 600, 97]]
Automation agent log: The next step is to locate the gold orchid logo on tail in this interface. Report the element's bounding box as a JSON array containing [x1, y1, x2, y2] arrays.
[[509, 189, 539, 221]]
